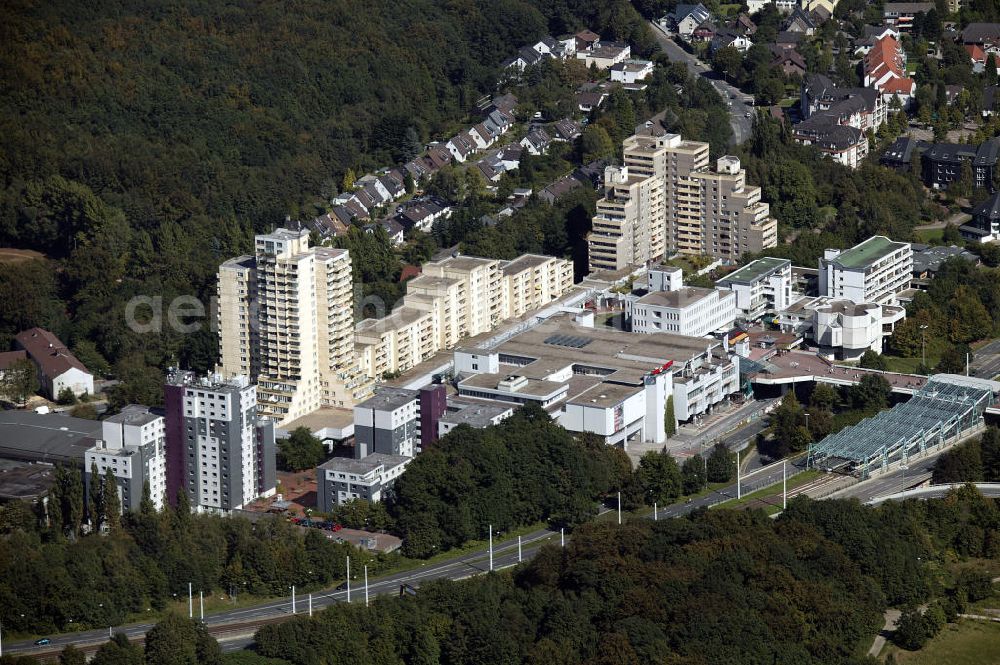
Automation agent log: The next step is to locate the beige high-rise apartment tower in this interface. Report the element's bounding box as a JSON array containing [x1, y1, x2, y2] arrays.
[[588, 132, 777, 273], [217, 227, 368, 425], [587, 165, 665, 273], [216, 255, 258, 379]]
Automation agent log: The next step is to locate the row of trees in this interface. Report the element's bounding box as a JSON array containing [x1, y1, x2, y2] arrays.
[[625, 444, 735, 509], [385, 404, 631, 558], [889, 258, 1000, 364], [932, 426, 1000, 484], [761, 377, 892, 459], [0, 491, 382, 634], [254, 488, 1000, 665], [3, 615, 223, 665]]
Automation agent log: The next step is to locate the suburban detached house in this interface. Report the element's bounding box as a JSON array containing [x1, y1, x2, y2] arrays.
[[770, 44, 806, 77], [540, 175, 583, 204], [610, 60, 655, 84], [783, 6, 816, 35], [854, 26, 899, 56], [963, 22, 1000, 48], [711, 28, 753, 53], [307, 211, 350, 240], [520, 127, 552, 155], [735, 13, 757, 35], [882, 2, 934, 33], [691, 22, 717, 43], [394, 197, 453, 233], [576, 41, 631, 69], [667, 4, 711, 39], [552, 118, 582, 141], [577, 90, 609, 112], [961, 191, 1000, 244], [363, 219, 405, 246], [746, 0, 797, 13], [14, 328, 94, 399]]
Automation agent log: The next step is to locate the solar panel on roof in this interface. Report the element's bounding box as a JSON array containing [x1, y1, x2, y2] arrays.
[[543, 334, 592, 349]]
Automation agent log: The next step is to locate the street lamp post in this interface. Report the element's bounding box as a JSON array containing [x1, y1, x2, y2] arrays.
[[920, 324, 928, 368]]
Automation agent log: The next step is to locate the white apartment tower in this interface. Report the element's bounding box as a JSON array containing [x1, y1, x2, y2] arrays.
[[217, 256, 258, 379], [86, 405, 167, 514], [818, 236, 912, 305]]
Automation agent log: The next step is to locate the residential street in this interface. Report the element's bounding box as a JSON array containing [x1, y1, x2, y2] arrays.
[[648, 21, 754, 146]]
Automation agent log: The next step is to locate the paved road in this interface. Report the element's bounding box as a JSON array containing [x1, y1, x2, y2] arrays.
[[970, 339, 1000, 381], [868, 609, 902, 658], [0, 419, 969, 658], [5, 441, 794, 659], [649, 22, 753, 145], [828, 447, 947, 503]]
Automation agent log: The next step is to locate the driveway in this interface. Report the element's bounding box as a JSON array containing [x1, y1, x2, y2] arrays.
[[649, 22, 753, 146]]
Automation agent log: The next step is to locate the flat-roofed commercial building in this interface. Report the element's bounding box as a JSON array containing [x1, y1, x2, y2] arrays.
[[627, 287, 737, 337], [778, 296, 906, 360], [437, 400, 514, 436], [453, 312, 740, 447], [716, 257, 794, 320], [0, 411, 101, 465], [316, 453, 410, 509], [819, 236, 912, 305]]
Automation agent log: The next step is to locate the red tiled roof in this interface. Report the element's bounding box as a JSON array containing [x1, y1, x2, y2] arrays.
[[865, 34, 905, 78], [881, 77, 915, 94], [967, 43, 987, 63], [14, 328, 90, 379], [399, 265, 422, 282]]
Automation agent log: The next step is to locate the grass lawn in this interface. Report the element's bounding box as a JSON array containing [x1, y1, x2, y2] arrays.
[[915, 227, 944, 243], [881, 619, 1000, 664], [881, 355, 937, 374]]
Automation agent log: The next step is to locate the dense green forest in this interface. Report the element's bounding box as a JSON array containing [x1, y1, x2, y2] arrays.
[[254, 489, 1000, 665], [386, 404, 630, 557]]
